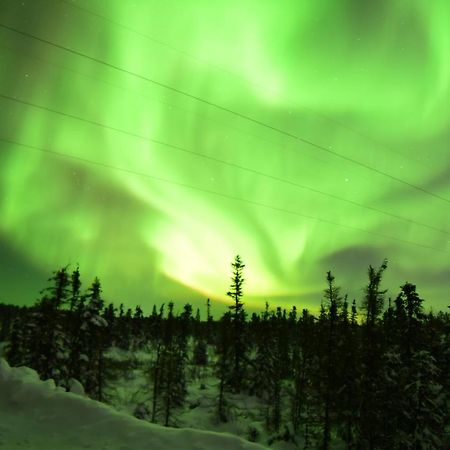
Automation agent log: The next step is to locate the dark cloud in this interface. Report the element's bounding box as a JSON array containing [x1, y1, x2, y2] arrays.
[[394, 266, 450, 291], [320, 245, 387, 276], [316, 245, 390, 301]]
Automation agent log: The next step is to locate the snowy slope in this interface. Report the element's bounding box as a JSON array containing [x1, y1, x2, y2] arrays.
[[0, 359, 268, 450]]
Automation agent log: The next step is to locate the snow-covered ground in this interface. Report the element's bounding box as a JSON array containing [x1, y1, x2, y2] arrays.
[[0, 358, 269, 450], [101, 347, 297, 449]]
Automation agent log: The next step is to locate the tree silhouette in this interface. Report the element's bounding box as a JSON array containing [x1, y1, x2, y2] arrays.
[[2, 259, 449, 447], [226, 255, 247, 393], [358, 259, 388, 450]]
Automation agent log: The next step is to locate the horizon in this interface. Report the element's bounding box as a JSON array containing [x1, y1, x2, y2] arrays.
[[1, 258, 448, 317], [1, 0, 449, 314]]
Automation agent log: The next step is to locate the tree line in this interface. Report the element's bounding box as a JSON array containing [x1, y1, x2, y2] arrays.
[[0, 256, 449, 449]]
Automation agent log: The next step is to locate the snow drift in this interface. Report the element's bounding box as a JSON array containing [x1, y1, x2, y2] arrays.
[[0, 358, 268, 450]]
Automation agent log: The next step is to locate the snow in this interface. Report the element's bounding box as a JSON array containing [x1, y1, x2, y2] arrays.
[[0, 358, 269, 450]]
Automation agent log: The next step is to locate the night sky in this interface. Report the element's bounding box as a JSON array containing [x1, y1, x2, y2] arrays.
[[0, 0, 449, 314]]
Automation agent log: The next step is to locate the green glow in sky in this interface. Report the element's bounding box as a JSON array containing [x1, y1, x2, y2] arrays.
[[0, 0, 449, 313]]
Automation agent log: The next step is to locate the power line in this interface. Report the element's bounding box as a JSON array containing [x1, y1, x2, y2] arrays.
[[58, 0, 241, 81], [1, 136, 449, 255], [0, 43, 289, 157], [2, 44, 444, 238], [57, 0, 430, 169], [2, 92, 448, 237], [0, 22, 448, 205]]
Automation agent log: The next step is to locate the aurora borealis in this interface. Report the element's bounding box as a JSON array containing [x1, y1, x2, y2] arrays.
[[0, 0, 449, 313]]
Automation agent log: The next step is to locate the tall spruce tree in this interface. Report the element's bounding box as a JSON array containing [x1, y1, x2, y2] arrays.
[[226, 255, 247, 393]]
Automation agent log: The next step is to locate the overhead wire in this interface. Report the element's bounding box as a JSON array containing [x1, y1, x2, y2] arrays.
[[1, 92, 449, 237], [1, 42, 445, 239], [57, 0, 430, 168], [0, 22, 448, 205], [1, 136, 449, 255], [0, 42, 294, 157]]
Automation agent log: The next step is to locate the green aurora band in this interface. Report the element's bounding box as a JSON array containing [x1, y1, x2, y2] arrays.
[[0, 0, 449, 313]]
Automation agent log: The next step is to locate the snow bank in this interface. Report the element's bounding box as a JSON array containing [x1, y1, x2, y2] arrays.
[[0, 359, 268, 450]]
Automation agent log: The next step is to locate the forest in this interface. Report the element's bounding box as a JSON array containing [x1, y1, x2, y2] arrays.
[[0, 256, 449, 450]]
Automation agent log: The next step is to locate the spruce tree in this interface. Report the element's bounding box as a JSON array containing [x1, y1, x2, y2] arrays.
[[358, 260, 388, 450], [205, 298, 213, 344], [226, 255, 247, 393], [69, 266, 82, 312], [397, 282, 424, 359], [319, 271, 342, 450], [132, 305, 145, 349], [362, 259, 388, 327], [27, 267, 71, 385], [81, 278, 108, 401]]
